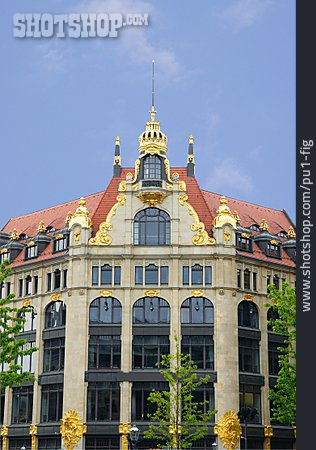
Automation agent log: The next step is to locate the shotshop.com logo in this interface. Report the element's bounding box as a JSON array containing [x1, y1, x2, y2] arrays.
[[13, 13, 149, 38]]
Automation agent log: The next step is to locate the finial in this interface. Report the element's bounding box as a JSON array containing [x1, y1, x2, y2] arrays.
[[232, 210, 240, 223], [78, 197, 86, 207], [37, 221, 46, 234], [187, 134, 195, 177], [220, 196, 228, 205], [10, 228, 19, 240], [259, 219, 269, 231], [150, 60, 157, 121], [189, 134, 194, 144], [115, 135, 120, 145], [113, 135, 122, 177], [287, 225, 296, 239], [213, 197, 237, 229]]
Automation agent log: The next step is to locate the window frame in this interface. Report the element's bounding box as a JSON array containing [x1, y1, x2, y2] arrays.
[[133, 208, 171, 246], [181, 297, 214, 325], [87, 382, 120, 422]]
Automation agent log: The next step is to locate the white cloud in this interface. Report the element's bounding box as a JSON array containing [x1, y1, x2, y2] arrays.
[[38, 44, 67, 73], [216, 0, 272, 30], [206, 158, 253, 194]]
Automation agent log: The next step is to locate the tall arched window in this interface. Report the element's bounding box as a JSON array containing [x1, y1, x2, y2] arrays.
[[89, 297, 122, 324], [133, 297, 170, 324], [143, 155, 162, 179], [238, 301, 259, 329], [181, 297, 214, 324], [134, 208, 171, 246], [45, 301, 66, 329]]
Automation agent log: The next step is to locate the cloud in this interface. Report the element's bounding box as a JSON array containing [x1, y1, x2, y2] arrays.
[[206, 158, 254, 194], [216, 0, 272, 30], [208, 113, 221, 131]]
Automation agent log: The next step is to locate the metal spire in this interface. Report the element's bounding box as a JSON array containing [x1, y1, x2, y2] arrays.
[[150, 59, 156, 121]]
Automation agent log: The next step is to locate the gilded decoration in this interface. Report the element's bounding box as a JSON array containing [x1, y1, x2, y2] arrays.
[[50, 293, 61, 302], [27, 241, 35, 247], [164, 158, 174, 184], [166, 183, 173, 190], [37, 221, 46, 233], [68, 198, 92, 230], [241, 232, 250, 238], [60, 410, 86, 450], [118, 181, 127, 192], [219, 289, 225, 295], [224, 230, 231, 242], [260, 219, 269, 231], [1, 425, 8, 450], [244, 293, 254, 301], [126, 172, 134, 181], [10, 228, 19, 240], [172, 172, 179, 181], [74, 232, 81, 244], [100, 290, 113, 297], [287, 226, 296, 238], [56, 233, 64, 239], [22, 299, 31, 307], [178, 180, 187, 191], [119, 422, 131, 450], [214, 411, 242, 450], [144, 289, 159, 297], [66, 211, 74, 225], [191, 289, 204, 297], [178, 194, 216, 246], [138, 107, 168, 153], [232, 211, 240, 223], [0, 248, 8, 254], [213, 197, 237, 230], [29, 424, 37, 450], [264, 425, 273, 450], [187, 153, 195, 164], [270, 239, 279, 245], [89, 194, 127, 246], [169, 423, 182, 449], [136, 191, 168, 206]]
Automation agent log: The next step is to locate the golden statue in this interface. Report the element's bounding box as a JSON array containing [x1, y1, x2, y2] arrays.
[[60, 410, 87, 450], [214, 411, 242, 450]]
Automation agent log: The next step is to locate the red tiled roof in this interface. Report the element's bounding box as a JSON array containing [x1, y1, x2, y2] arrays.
[[2, 167, 295, 269]]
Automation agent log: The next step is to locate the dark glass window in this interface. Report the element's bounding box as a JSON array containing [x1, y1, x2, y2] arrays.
[[11, 386, 33, 423], [114, 267, 121, 285], [135, 266, 143, 285], [133, 336, 170, 369], [183, 266, 189, 285], [249, 224, 260, 231], [26, 245, 37, 259], [132, 382, 169, 421], [134, 208, 170, 246], [238, 301, 259, 329], [85, 437, 120, 450], [54, 269, 61, 290], [0, 251, 10, 264], [89, 297, 122, 324], [16, 342, 36, 373], [267, 243, 281, 258], [87, 382, 120, 421], [37, 438, 61, 450], [40, 384, 63, 423], [88, 336, 121, 369], [205, 266, 212, 285], [101, 264, 112, 285], [19, 279, 23, 297], [143, 155, 162, 179], [181, 297, 214, 324], [145, 264, 158, 285], [192, 264, 203, 285], [25, 275, 32, 295], [239, 384, 261, 423], [192, 384, 215, 417], [273, 274, 280, 289], [33, 276, 38, 294], [133, 297, 170, 324], [253, 273, 257, 291], [43, 338, 65, 372], [47, 273, 52, 292], [5, 438, 31, 450], [182, 335, 214, 369], [92, 266, 99, 285], [45, 301, 66, 329], [20, 310, 37, 332], [267, 308, 280, 332], [237, 269, 241, 288], [160, 266, 169, 285], [6, 282, 11, 296], [236, 234, 253, 252], [0, 283, 4, 299], [54, 236, 68, 252], [63, 269, 67, 288], [244, 269, 251, 290], [268, 342, 286, 376], [239, 338, 260, 373]]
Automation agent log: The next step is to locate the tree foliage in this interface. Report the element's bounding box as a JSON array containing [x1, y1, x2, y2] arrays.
[[266, 283, 296, 426], [0, 260, 37, 389], [144, 337, 216, 448]]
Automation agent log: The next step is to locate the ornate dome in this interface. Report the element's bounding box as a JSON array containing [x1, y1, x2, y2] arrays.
[[138, 107, 168, 152]]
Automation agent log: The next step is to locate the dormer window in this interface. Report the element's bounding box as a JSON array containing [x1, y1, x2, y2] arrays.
[[0, 251, 10, 263], [19, 233, 28, 240], [46, 226, 56, 233], [143, 155, 162, 179], [25, 245, 38, 260], [249, 224, 260, 232], [54, 235, 68, 253], [277, 231, 287, 238], [236, 233, 253, 252], [266, 242, 281, 258]]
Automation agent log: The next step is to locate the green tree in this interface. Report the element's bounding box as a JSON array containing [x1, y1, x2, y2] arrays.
[[144, 338, 216, 449], [0, 260, 37, 389], [266, 283, 296, 426]]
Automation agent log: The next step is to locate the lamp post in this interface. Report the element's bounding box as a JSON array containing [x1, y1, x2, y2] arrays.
[[129, 423, 140, 449], [237, 407, 258, 450]]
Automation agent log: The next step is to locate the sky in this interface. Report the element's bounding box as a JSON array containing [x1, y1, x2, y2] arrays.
[[0, 0, 295, 229]]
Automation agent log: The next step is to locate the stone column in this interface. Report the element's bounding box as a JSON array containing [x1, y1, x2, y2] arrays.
[[259, 300, 270, 425]]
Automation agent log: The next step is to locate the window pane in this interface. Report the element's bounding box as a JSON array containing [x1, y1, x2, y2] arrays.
[[145, 265, 158, 285], [205, 266, 212, 285], [160, 266, 169, 285], [183, 266, 189, 285], [114, 267, 121, 285], [135, 266, 143, 285], [92, 267, 99, 285]]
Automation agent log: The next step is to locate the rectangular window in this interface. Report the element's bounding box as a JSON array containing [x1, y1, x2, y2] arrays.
[[92, 266, 99, 286], [19, 279, 23, 297], [43, 338, 65, 372], [239, 384, 261, 424], [40, 384, 63, 423], [47, 273, 52, 292], [205, 266, 212, 285], [0, 252, 10, 264], [239, 338, 260, 373], [191, 264, 203, 285], [101, 265, 112, 285], [16, 342, 36, 373], [132, 382, 169, 421], [135, 266, 143, 285], [12, 386, 33, 424], [87, 382, 120, 421], [237, 269, 241, 288], [145, 264, 158, 285], [268, 342, 287, 376], [114, 266, 121, 285], [54, 237, 68, 253], [63, 269, 68, 288], [6, 282, 11, 296], [183, 266, 189, 285], [132, 336, 170, 369], [181, 335, 214, 370], [26, 245, 37, 259], [25, 276, 32, 295], [33, 276, 38, 295], [88, 336, 121, 369], [160, 266, 169, 285], [244, 270, 251, 290], [0, 283, 4, 300], [253, 273, 257, 291], [54, 270, 61, 290]]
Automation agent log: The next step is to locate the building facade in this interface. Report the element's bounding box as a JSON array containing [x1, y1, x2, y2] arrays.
[[0, 105, 296, 450]]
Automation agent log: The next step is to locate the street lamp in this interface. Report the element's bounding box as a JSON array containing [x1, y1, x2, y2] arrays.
[[129, 423, 140, 449], [20, 446, 26, 450], [212, 439, 218, 449], [238, 407, 258, 450]]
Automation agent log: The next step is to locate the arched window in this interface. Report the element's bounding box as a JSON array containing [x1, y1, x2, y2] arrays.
[[133, 297, 170, 324], [267, 307, 280, 332], [143, 155, 162, 179], [89, 297, 122, 324], [45, 301, 66, 329], [181, 297, 214, 324], [238, 301, 259, 329], [19, 309, 37, 332], [134, 208, 171, 246]]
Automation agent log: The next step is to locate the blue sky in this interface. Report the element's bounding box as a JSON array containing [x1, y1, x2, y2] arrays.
[[0, 0, 295, 228]]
